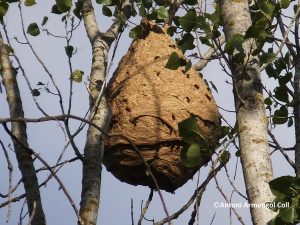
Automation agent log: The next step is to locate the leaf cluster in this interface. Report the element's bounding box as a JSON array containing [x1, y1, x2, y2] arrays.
[[264, 51, 293, 126], [177, 116, 214, 168], [268, 176, 300, 225]]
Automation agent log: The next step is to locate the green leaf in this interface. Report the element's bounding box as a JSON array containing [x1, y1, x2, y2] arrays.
[[259, 52, 276, 65], [154, 0, 165, 6], [0, 2, 9, 18], [25, 0, 36, 6], [177, 33, 195, 52], [265, 65, 278, 78], [102, 5, 112, 17], [257, 0, 275, 19], [65, 45, 74, 58], [292, 178, 300, 190], [183, 0, 198, 5], [72, 70, 84, 83], [138, 5, 146, 17], [167, 26, 177, 36], [200, 36, 213, 47], [274, 58, 287, 74], [219, 126, 230, 139], [288, 117, 293, 127], [129, 25, 144, 39], [96, 0, 112, 4], [274, 86, 289, 103], [142, 0, 152, 9], [41, 16, 48, 26], [197, 16, 211, 35], [273, 106, 288, 125], [32, 89, 40, 96], [51, 4, 63, 14], [245, 17, 269, 39], [264, 97, 272, 106], [177, 116, 206, 145], [27, 23, 40, 36], [268, 216, 286, 225], [73, 0, 83, 19], [219, 151, 230, 165], [279, 72, 292, 86], [55, 0, 72, 13], [165, 52, 182, 70], [181, 143, 210, 167], [279, 206, 298, 223], [179, 9, 198, 32], [184, 60, 192, 73], [280, 0, 290, 9], [224, 33, 244, 55], [209, 81, 218, 93], [269, 176, 294, 197], [156, 6, 168, 20]]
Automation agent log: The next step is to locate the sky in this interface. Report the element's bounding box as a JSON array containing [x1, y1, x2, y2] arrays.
[[0, 1, 296, 225]]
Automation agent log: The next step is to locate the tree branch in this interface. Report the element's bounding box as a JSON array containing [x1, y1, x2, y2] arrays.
[[194, 35, 225, 71], [0, 33, 46, 225], [79, 0, 133, 224]]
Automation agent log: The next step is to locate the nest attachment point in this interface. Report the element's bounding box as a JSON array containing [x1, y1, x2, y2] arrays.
[[103, 21, 221, 193]]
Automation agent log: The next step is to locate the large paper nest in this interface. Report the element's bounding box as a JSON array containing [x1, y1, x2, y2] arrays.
[[103, 21, 221, 193]]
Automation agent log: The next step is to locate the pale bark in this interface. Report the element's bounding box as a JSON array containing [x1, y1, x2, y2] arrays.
[[79, 1, 131, 225], [0, 34, 46, 224], [195, 35, 225, 71], [220, 1, 276, 224]]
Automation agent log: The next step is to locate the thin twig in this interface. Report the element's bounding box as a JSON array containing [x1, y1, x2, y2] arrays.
[[0, 156, 78, 208], [2, 123, 79, 218], [18, 2, 65, 113], [224, 166, 247, 200], [1, 21, 49, 116], [268, 129, 296, 169], [195, 35, 225, 71], [260, 5, 300, 71], [154, 163, 225, 225], [214, 177, 246, 225], [0, 139, 13, 222], [138, 189, 153, 225], [0, 114, 169, 214], [131, 198, 135, 225]]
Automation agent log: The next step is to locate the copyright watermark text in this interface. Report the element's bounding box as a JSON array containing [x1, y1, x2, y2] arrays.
[[213, 202, 290, 209]]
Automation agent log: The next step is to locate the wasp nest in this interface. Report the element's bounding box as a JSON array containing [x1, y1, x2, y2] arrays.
[[103, 21, 221, 193]]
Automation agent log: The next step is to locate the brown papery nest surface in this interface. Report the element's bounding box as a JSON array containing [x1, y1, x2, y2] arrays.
[[103, 21, 221, 193]]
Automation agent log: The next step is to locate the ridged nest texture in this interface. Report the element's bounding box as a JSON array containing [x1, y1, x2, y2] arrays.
[[103, 21, 221, 193]]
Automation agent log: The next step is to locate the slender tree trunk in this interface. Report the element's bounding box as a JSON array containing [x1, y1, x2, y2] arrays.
[[220, 1, 276, 224], [78, 1, 111, 225], [294, 14, 300, 178], [0, 34, 46, 225], [294, 57, 300, 177], [79, 0, 131, 224]]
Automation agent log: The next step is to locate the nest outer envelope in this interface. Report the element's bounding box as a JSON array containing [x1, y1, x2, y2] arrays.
[[103, 22, 221, 193]]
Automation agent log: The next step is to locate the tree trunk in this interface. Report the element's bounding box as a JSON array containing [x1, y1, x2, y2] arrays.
[[294, 14, 300, 178], [0, 34, 46, 225], [220, 1, 276, 224], [294, 58, 300, 177], [79, 0, 132, 223], [78, 1, 111, 225]]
